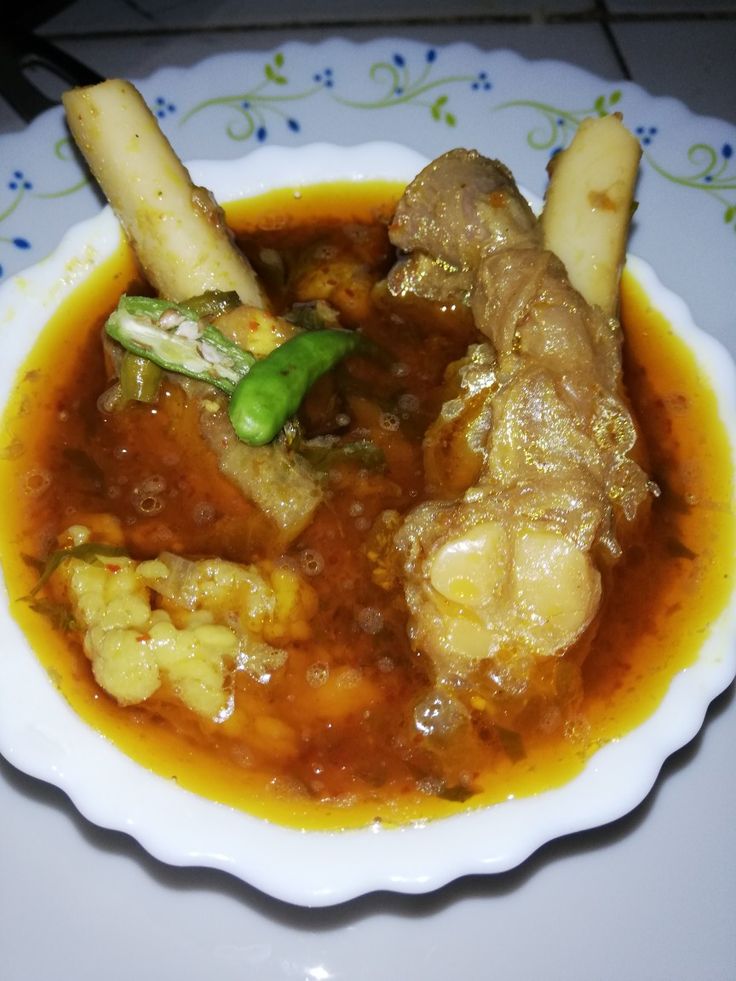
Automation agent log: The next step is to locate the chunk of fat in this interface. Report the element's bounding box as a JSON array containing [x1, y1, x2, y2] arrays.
[[198, 402, 323, 543], [410, 516, 601, 675], [430, 520, 509, 607], [512, 529, 601, 645]]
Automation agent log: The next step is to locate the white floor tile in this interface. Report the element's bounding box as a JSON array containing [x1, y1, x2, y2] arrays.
[[607, 1, 736, 13], [43, 22, 623, 85], [612, 19, 736, 124], [42, 0, 597, 34]]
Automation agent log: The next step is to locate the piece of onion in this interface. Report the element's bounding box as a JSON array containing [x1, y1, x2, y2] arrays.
[[147, 551, 201, 609]]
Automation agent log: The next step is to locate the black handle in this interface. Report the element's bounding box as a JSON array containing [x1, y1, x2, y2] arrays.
[[0, 28, 103, 122]]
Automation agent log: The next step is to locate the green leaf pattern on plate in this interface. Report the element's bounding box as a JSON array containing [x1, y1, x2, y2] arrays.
[[34, 137, 90, 199], [645, 142, 736, 232], [180, 52, 322, 142], [495, 89, 736, 233], [331, 49, 490, 127], [494, 89, 622, 151]]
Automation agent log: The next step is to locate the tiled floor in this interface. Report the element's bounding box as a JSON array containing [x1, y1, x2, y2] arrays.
[[611, 17, 736, 120]]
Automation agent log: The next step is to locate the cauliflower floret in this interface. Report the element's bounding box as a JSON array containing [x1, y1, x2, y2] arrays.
[[63, 554, 239, 717], [68, 557, 149, 634], [183, 556, 278, 626], [263, 563, 319, 643], [51, 531, 317, 720], [146, 617, 239, 717], [86, 625, 161, 705], [138, 552, 317, 643]]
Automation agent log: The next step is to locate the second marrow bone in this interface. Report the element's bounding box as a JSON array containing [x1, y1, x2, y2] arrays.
[[541, 114, 641, 317]]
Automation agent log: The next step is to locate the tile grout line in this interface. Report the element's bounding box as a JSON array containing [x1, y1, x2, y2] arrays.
[[596, 0, 632, 79], [38, 9, 736, 44]]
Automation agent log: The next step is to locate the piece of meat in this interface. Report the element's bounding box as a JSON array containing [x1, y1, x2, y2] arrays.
[[175, 379, 323, 544], [388, 149, 651, 690], [387, 149, 540, 305], [198, 400, 323, 544]]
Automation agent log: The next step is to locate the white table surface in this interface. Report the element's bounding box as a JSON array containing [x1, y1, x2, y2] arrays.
[[1, 3, 735, 980]]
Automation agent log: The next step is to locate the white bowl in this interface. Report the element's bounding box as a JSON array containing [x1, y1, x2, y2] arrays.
[[0, 142, 735, 907]]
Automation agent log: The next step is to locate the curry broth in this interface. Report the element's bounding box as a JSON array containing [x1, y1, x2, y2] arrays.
[[0, 184, 733, 831]]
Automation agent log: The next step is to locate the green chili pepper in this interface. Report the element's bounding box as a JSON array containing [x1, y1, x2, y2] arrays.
[[119, 351, 163, 403], [105, 295, 254, 394], [106, 296, 362, 447], [199, 325, 254, 378], [228, 329, 361, 446], [295, 437, 385, 473], [285, 299, 341, 332], [181, 290, 241, 320]]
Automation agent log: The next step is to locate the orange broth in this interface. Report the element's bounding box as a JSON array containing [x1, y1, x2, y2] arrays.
[[0, 182, 733, 831]]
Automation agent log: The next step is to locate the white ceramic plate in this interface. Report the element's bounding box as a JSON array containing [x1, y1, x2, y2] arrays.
[[1, 42, 735, 914]]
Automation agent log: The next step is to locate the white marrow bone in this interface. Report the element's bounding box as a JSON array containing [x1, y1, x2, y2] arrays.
[[63, 80, 264, 307], [541, 114, 641, 317]]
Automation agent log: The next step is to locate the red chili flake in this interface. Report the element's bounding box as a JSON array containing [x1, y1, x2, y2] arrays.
[[105, 564, 122, 573], [136, 633, 150, 643]]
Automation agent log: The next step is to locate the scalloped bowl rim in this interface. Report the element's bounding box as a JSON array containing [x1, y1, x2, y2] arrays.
[[0, 141, 734, 907]]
